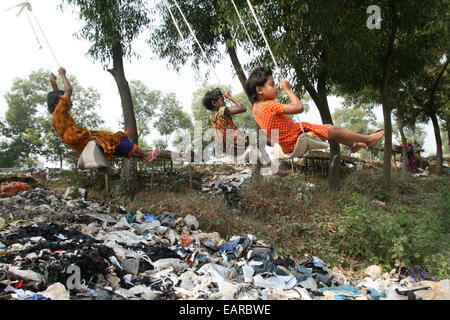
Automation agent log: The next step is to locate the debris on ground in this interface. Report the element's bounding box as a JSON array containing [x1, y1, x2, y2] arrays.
[[0, 168, 448, 300]]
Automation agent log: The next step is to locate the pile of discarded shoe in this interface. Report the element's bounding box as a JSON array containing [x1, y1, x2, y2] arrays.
[[201, 169, 252, 210], [0, 170, 448, 300]]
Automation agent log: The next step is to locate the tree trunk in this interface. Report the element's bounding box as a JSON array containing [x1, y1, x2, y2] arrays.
[[299, 65, 340, 191], [426, 58, 448, 175], [317, 76, 340, 191], [224, 31, 261, 182], [380, 0, 398, 192], [398, 121, 408, 178], [430, 113, 443, 175], [107, 44, 138, 197]]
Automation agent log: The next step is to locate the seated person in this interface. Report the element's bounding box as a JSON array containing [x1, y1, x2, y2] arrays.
[[203, 88, 249, 156], [245, 66, 384, 155], [49, 67, 159, 163]]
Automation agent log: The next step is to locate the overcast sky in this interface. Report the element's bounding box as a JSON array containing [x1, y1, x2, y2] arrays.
[[0, 0, 436, 156]]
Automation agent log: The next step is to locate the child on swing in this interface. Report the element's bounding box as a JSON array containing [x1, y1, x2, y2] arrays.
[[202, 88, 249, 155], [203, 87, 290, 176], [48, 67, 160, 163], [246, 66, 384, 155]]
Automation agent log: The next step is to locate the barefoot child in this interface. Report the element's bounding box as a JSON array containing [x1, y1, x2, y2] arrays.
[[49, 67, 160, 163], [203, 87, 291, 176], [245, 66, 384, 155], [202, 88, 249, 155]]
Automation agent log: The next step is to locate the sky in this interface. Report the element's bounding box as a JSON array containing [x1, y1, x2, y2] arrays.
[[0, 0, 437, 158]]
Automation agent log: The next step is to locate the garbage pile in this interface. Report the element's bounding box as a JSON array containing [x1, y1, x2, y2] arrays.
[[0, 176, 449, 300], [201, 169, 252, 210]]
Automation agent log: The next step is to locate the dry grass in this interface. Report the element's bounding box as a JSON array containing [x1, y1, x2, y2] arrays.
[[41, 165, 449, 277]]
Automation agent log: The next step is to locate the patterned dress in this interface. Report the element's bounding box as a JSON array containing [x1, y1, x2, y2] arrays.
[[51, 94, 127, 160], [210, 106, 248, 152], [253, 100, 328, 153]]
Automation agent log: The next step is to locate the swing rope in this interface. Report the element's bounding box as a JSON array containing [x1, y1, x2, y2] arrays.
[[171, 0, 223, 87], [230, 0, 262, 66], [163, 0, 206, 86], [28, 4, 61, 68], [7, 2, 61, 69], [243, 0, 323, 148], [245, 0, 281, 77]]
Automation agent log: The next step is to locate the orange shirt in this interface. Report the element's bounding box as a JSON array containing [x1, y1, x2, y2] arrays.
[[253, 100, 328, 153], [210, 106, 248, 150], [51, 95, 126, 160]]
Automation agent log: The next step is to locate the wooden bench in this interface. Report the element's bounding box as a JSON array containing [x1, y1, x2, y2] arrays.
[[288, 150, 368, 176]]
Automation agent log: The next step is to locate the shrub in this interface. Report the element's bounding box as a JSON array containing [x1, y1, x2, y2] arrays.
[[331, 193, 449, 272]]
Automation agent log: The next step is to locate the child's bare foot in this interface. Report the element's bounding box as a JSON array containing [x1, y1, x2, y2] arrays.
[[366, 129, 384, 149], [350, 142, 367, 153], [141, 148, 160, 163]]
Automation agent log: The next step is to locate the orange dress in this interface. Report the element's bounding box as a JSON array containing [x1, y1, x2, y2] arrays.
[[253, 100, 328, 153], [51, 94, 126, 160], [210, 106, 249, 151]]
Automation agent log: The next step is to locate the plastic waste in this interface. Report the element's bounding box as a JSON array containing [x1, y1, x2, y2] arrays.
[[198, 263, 230, 281], [183, 214, 199, 230], [144, 214, 157, 222], [365, 265, 383, 279], [253, 274, 297, 290], [153, 258, 188, 272], [318, 285, 365, 300], [38, 282, 70, 300]]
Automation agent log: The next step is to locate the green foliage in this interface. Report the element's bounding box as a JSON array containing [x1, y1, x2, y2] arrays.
[[128, 80, 158, 142], [342, 168, 388, 201], [149, 0, 225, 73], [61, 0, 151, 67], [153, 93, 193, 149], [1, 69, 104, 168], [332, 191, 449, 269]]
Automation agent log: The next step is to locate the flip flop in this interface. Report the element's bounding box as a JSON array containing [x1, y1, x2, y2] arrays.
[[146, 148, 160, 163]]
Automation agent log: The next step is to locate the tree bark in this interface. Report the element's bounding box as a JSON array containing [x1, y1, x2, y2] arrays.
[[380, 0, 398, 192], [398, 121, 408, 178], [426, 58, 448, 175], [223, 30, 262, 182], [107, 43, 138, 197], [317, 72, 340, 191], [430, 113, 443, 174], [297, 64, 340, 191]]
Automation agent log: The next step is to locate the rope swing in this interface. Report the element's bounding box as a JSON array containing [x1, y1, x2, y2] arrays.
[[163, 0, 206, 86], [245, 0, 281, 77], [6, 2, 61, 70], [171, 0, 223, 87], [229, 0, 262, 66], [235, 0, 329, 158]]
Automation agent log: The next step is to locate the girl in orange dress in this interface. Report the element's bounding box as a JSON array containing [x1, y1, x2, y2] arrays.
[[246, 66, 384, 154], [202, 88, 249, 155]]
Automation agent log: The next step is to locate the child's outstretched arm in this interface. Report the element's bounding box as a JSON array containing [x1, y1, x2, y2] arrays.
[[280, 79, 303, 115], [50, 73, 58, 91], [223, 90, 246, 115], [58, 67, 72, 100]]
